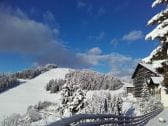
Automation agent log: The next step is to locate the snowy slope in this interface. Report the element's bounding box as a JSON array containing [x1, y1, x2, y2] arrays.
[[0, 68, 71, 121]]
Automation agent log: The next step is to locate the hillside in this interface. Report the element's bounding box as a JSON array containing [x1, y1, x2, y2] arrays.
[[0, 67, 125, 124], [64, 70, 123, 90], [0, 68, 71, 121]]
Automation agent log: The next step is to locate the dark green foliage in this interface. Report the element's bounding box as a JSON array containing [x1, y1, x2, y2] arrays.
[[46, 79, 65, 93], [156, 67, 165, 74], [12, 64, 57, 79], [151, 44, 168, 61], [13, 69, 41, 79], [35, 101, 53, 110], [164, 72, 168, 86], [0, 75, 20, 93], [104, 99, 108, 112]]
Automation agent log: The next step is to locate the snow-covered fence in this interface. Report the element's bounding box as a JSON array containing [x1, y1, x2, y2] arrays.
[[49, 108, 163, 126]]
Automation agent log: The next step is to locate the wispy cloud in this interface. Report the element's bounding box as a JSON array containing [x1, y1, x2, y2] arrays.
[[122, 30, 144, 41], [43, 10, 55, 22], [110, 30, 144, 46], [88, 32, 105, 42], [77, 0, 87, 8], [112, 1, 130, 13], [110, 38, 118, 47], [76, 1, 105, 17], [97, 8, 106, 17], [77, 47, 140, 79]]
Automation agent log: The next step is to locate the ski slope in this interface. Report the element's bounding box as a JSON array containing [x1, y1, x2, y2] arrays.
[[0, 68, 71, 121]]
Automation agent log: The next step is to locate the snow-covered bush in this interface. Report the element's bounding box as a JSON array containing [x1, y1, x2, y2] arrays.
[[27, 106, 42, 122], [80, 92, 123, 115], [1, 114, 22, 126], [122, 102, 136, 117], [35, 101, 53, 110], [141, 82, 151, 101], [60, 80, 86, 116], [140, 97, 163, 114]]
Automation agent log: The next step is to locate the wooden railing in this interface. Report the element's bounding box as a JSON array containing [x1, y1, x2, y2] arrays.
[[49, 108, 163, 126]]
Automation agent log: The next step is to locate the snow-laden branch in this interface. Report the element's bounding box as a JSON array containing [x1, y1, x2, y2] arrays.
[[152, 0, 168, 8]]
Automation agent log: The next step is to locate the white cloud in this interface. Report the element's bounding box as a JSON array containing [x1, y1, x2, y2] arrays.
[[0, 7, 89, 68], [0, 7, 140, 79], [77, 47, 140, 79], [88, 47, 102, 55], [122, 30, 144, 41]]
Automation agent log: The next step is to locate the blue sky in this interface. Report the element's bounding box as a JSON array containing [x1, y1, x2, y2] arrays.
[[0, 0, 160, 78]]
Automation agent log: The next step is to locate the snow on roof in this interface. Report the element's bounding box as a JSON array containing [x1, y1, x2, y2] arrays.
[[151, 76, 164, 84], [132, 60, 165, 78], [140, 59, 167, 74], [139, 62, 157, 74]]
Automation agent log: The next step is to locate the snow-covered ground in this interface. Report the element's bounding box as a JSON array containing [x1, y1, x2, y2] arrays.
[[0, 68, 71, 121], [146, 108, 168, 126], [86, 86, 125, 99]]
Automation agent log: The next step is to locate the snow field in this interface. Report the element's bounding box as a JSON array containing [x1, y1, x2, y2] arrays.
[[0, 68, 71, 121]]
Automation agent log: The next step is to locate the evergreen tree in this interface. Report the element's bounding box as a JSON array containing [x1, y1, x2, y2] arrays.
[[61, 80, 85, 116], [104, 99, 108, 112], [145, 0, 168, 86], [145, 0, 168, 60], [146, 0, 168, 46], [141, 82, 150, 101]]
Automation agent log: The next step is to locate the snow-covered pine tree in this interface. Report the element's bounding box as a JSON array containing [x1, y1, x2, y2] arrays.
[[141, 81, 150, 101], [60, 80, 85, 116], [145, 0, 168, 59], [145, 0, 168, 86], [139, 82, 151, 113]]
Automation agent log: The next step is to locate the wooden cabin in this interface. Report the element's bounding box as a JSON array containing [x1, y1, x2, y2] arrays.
[[132, 62, 168, 107], [123, 82, 134, 94], [132, 63, 159, 97]]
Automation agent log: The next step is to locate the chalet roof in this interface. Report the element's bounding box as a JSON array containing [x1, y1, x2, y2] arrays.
[[150, 77, 164, 85], [132, 62, 157, 79], [139, 63, 157, 74]]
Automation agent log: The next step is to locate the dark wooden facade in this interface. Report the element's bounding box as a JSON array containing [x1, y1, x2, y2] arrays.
[[132, 63, 158, 97], [126, 87, 134, 94]]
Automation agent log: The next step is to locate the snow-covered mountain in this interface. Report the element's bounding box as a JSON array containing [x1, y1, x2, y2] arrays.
[[0, 68, 71, 121], [0, 67, 125, 125]]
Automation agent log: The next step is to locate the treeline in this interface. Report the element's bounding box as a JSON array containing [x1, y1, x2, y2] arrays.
[[0, 64, 57, 93], [46, 70, 123, 93], [0, 75, 19, 93], [46, 79, 65, 93], [65, 70, 123, 90], [12, 64, 57, 79]]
